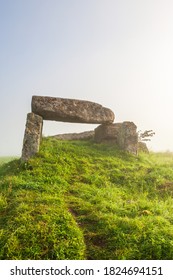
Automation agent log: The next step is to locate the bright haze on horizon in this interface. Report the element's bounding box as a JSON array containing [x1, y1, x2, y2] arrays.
[[1, 0, 173, 156]]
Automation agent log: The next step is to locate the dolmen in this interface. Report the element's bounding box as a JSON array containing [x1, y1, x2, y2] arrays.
[[21, 96, 138, 161]]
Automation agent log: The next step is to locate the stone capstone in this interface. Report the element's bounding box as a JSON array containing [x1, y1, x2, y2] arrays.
[[94, 121, 138, 154], [21, 113, 43, 161], [32, 95, 115, 124]]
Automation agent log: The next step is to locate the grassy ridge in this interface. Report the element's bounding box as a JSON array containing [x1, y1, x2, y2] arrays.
[[0, 138, 173, 259]]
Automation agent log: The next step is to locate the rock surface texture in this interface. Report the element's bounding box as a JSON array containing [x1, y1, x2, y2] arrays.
[[52, 130, 94, 140], [21, 113, 43, 161], [118, 122, 138, 154], [94, 122, 138, 154], [32, 96, 115, 124], [94, 123, 122, 143], [138, 142, 149, 153]]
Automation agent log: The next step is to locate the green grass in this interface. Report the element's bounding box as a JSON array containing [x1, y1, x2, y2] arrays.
[[0, 157, 17, 165], [1, 138, 173, 259]]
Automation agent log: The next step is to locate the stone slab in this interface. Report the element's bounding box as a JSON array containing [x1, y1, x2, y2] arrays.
[[32, 95, 115, 124], [51, 130, 94, 140]]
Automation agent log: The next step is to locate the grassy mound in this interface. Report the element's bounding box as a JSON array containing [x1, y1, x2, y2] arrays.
[[1, 138, 173, 259]]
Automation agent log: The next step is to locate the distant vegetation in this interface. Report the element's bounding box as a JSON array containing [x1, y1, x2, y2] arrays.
[[0, 157, 17, 165], [0, 138, 173, 259]]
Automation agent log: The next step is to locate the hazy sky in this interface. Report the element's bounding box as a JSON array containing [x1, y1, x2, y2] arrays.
[[1, 0, 173, 156]]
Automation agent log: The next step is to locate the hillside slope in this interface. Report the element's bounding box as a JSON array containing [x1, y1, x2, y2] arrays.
[[1, 138, 173, 260]]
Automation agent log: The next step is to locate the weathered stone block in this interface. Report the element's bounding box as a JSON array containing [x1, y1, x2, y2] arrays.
[[94, 122, 138, 154], [118, 122, 138, 154], [138, 142, 149, 153], [52, 130, 94, 140], [94, 123, 121, 143], [21, 113, 43, 161], [32, 95, 115, 124]]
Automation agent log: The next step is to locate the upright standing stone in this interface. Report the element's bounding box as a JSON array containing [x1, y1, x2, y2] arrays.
[[118, 122, 138, 154], [21, 113, 43, 161], [31, 95, 115, 124]]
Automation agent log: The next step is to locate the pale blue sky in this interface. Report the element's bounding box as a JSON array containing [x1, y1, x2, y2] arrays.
[[1, 0, 173, 156]]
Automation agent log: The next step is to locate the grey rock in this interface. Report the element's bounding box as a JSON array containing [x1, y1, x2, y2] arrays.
[[94, 123, 121, 143], [138, 142, 149, 153], [119, 122, 138, 154], [21, 113, 43, 161], [32, 95, 115, 124], [94, 121, 138, 154], [51, 130, 94, 140]]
